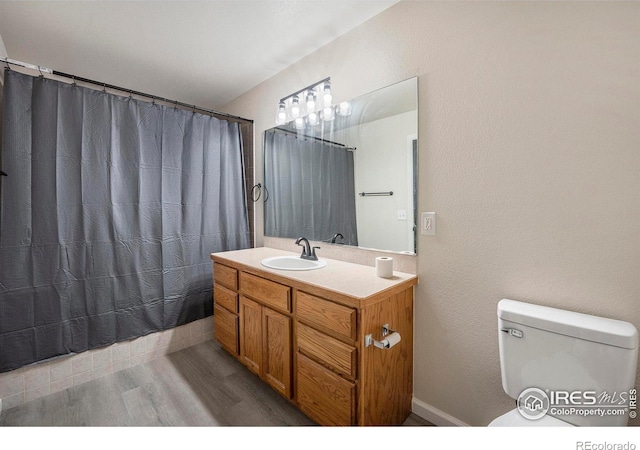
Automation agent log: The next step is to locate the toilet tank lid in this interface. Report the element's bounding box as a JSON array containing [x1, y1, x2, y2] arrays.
[[498, 299, 638, 350]]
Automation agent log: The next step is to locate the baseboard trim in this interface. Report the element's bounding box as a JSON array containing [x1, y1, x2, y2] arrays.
[[412, 397, 470, 426]]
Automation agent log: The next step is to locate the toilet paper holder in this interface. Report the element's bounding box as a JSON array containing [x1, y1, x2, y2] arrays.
[[365, 324, 401, 349]]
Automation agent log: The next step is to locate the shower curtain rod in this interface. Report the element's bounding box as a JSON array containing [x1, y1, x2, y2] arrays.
[[273, 127, 356, 151], [1, 57, 253, 124]]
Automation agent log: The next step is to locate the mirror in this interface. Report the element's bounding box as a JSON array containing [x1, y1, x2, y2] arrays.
[[263, 77, 418, 255]]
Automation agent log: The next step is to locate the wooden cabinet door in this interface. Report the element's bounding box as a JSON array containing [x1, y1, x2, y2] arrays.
[[239, 296, 262, 376], [263, 308, 292, 399], [213, 304, 239, 355], [240, 295, 292, 399]]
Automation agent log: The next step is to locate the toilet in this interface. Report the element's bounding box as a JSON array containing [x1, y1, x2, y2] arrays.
[[489, 299, 639, 427]]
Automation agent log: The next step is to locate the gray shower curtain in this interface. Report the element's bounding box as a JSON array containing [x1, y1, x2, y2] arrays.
[[264, 129, 357, 245], [0, 70, 250, 373]]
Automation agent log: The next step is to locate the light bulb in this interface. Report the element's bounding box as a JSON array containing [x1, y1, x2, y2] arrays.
[[291, 96, 300, 118], [307, 112, 318, 126], [338, 101, 351, 116], [306, 91, 316, 113], [322, 106, 334, 122], [323, 84, 332, 107], [276, 101, 287, 125], [294, 117, 305, 130]]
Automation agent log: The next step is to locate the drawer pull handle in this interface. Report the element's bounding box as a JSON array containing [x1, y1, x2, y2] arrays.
[[365, 324, 401, 349]]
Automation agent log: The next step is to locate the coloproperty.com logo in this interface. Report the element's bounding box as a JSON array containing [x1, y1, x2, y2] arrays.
[[517, 387, 637, 420]]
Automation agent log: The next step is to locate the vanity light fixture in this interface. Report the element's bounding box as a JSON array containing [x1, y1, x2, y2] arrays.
[[275, 77, 348, 129]]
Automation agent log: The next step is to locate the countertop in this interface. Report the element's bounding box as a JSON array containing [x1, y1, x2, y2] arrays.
[[210, 247, 418, 303]]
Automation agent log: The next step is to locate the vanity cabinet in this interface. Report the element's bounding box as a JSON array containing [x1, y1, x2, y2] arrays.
[[211, 248, 417, 426]]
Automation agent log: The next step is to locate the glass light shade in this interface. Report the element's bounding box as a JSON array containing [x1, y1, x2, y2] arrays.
[[306, 91, 316, 113], [338, 101, 351, 116], [307, 112, 319, 126], [276, 102, 287, 125], [294, 117, 305, 130], [291, 96, 300, 118], [323, 85, 332, 107], [322, 106, 334, 121]]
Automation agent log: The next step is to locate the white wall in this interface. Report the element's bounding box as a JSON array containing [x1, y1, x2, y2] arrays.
[[0, 29, 6, 82], [222, 1, 640, 426]]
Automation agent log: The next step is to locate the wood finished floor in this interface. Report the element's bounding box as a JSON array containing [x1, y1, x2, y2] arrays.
[[0, 340, 433, 427]]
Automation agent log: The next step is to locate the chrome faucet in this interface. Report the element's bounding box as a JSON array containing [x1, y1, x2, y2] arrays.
[[295, 237, 320, 261], [331, 233, 344, 244]]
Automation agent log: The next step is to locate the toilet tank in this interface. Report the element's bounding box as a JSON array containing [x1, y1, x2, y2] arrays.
[[497, 299, 638, 426]]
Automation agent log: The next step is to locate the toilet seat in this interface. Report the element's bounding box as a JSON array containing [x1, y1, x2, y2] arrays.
[[489, 409, 574, 427]]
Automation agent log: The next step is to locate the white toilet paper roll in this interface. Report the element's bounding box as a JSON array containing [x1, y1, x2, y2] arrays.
[[375, 256, 394, 278], [382, 332, 402, 349]]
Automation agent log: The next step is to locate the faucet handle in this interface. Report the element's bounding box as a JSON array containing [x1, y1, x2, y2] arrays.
[[311, 246, 321, 259]]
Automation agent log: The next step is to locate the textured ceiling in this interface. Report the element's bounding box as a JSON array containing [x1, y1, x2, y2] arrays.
[[0, 0, 398, 111]]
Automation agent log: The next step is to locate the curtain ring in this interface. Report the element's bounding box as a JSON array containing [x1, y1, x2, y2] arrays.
[[174, 100, 178, 110], [3, 59, 11, 71], [128, 90, 133, 100], [102, 83, 107, 93], [251, 183, 262, 202], [38, 66, 44, 78], [263, 185, 269, 202], [151, 96, 156, 106], [71, 75, 76, 87]]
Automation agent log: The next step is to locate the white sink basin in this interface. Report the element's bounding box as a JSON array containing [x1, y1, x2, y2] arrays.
[[261, 256, 327, 271]]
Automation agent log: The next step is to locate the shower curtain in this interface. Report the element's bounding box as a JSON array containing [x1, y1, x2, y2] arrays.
[[264, 129, 358, 245], [0, 70, 250, 373]]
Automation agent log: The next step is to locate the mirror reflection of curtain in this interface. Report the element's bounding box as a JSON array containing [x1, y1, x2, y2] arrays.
[[0, 70, 250, 373], [264, 129, 358, 246]]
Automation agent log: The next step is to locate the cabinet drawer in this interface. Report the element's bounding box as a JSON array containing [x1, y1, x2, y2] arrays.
[[297, 292, 356, 342], [214, 283, 238, 314], [214, 263, 238, 290], [296, 352, 356, 426], [213, 304, 238, 355], [240, 272, 291, 313], [297, 322, 356, 380]]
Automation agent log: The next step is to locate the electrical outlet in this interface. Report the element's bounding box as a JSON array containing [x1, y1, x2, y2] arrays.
[[421, 212, 436, 235]]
